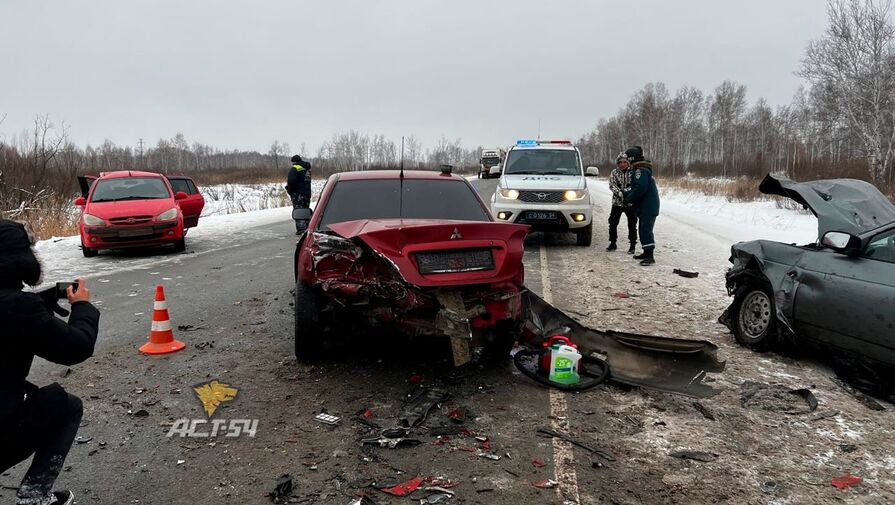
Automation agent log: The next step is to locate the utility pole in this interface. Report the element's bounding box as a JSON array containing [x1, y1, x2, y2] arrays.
[[137, 138, 145, 169]]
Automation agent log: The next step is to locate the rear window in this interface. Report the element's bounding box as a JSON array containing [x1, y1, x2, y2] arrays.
[[168, 178, 198, 195], [318, 179, 489, 229], [90, 177, 171, 202]]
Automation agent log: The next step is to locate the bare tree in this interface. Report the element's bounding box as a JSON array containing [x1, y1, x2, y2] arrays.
[[268, 140, 288, 169], [801, 0, 895, 182]]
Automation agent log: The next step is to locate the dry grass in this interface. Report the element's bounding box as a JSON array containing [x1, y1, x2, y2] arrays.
[[190, 167, 284, 186], [659, 176, 808, 211], [661, 177, 762, 201], [17, 208, 79, 240]]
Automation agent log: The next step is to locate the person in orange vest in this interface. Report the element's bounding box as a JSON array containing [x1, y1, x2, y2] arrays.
[[0, 220, 99, 505]]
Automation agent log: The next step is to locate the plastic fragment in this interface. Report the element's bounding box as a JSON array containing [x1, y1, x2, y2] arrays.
[[381, 477, 424, 496], [832, 473, 862, 489]]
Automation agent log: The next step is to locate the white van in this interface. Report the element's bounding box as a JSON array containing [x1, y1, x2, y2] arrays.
[[490, 140, 598, 246]]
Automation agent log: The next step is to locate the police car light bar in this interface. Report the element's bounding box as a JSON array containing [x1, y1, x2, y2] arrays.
[[515, 139, 572, 146]]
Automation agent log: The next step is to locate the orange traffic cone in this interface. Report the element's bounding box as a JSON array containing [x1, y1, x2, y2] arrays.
[[139, 285, 186, 355]]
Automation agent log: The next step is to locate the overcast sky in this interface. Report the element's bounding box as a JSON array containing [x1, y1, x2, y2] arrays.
[[1, 0, 828, 154]]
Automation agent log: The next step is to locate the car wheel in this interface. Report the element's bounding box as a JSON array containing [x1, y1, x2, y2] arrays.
[[294, 281, 324, 361], [82, 244, 98, 257], [173, 238, 186, 252], [731, 284, 778, 351], [575, 221, 593, 247]]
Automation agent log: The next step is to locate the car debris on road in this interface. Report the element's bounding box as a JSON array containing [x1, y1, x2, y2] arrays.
[[525, 291, 725, 397]]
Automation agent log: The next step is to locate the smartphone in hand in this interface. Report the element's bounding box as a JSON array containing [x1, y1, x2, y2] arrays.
[[55, 282, 79, 300]]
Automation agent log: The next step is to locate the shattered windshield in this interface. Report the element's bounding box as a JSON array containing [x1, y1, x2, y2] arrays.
[[504, 149, 581, 176], [318, 179, 490, 229], [90, 177, 171, 202]]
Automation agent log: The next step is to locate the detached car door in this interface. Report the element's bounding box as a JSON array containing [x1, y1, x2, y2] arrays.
[[791, 227, 895, 365], [167, 176, 205, 228]]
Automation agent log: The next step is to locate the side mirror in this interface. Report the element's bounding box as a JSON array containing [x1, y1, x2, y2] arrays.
[[74, 197, 87, 206], [822, 231, 862, 255], [585, 166, 600, 177], [292, 208, 312, 221], [174, 191, 188, 200]]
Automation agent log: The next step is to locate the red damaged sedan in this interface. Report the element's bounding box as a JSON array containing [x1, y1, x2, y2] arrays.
[[293, 168, 529, 365], [75, 171, 204, 257]]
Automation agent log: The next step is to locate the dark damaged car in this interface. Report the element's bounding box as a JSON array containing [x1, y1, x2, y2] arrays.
[[723, 173, 895, 389], [293, 169, 528, 365]]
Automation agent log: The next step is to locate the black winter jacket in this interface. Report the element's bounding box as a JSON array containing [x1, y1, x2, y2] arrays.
[[0, 289, 99, 424], [286, 163, 312, 197]]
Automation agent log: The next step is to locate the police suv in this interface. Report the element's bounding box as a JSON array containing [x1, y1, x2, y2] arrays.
[[490, 140, 598, 246]]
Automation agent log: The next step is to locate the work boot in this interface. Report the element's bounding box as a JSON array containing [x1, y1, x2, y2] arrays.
[[606, 242, 617, 251], [633, 251, 647, 260], [627, 243, 636, 254], [639, 248, 655, 266]]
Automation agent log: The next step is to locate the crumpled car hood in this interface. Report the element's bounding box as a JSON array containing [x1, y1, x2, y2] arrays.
[[760, 173, 895, 237]]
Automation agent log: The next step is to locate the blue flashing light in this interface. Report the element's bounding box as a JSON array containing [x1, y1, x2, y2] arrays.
[[516, 140, 538, 146]]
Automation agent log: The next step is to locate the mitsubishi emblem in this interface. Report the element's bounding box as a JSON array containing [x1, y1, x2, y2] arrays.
[[451, 228, 462, 240]]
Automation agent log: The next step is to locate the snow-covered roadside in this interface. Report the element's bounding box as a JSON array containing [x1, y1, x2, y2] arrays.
[[587, 177, 818, 247], [200, 180, 326, 216]]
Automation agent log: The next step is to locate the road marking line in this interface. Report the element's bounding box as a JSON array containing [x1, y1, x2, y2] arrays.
[[540, 241, 581, 505]]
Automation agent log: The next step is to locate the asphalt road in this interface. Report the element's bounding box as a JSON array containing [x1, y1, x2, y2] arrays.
[[6, 177, 891, 504], [3, 177, 586, 505]]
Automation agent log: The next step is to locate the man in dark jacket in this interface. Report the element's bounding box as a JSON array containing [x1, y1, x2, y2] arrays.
[[623, 146, 660, 265], [607, 152, 637, 253], [0, 220, 99, 505], [286, 154, 312, 234]]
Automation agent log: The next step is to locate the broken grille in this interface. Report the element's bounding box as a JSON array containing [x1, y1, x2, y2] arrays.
[[415, 248, 495, 274], [518, 191, 564, 203]]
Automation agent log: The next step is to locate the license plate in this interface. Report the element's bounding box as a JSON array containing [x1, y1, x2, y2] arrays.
[[118, 227, 153, 238], [416, 249, 495, 274], [526, 211, 558, 221]]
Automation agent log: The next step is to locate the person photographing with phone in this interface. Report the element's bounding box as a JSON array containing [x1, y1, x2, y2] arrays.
[[0, 220, 99, 505]]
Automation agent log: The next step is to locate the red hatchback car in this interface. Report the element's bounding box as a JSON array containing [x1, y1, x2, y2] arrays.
[[293, 169, 529, 365], [75, 171, 205, 257]]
